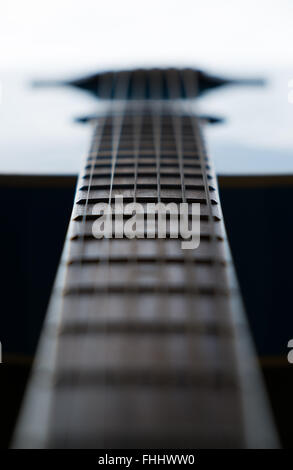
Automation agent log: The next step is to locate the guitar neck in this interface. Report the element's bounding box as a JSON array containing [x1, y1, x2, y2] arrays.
[[14, 69, 278, 448]]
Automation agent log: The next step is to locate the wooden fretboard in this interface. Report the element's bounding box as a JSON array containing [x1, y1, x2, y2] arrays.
[[14, 69, 278, 448]]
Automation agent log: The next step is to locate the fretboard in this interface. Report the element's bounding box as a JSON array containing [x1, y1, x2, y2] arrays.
[[14, 71, 278, 449]]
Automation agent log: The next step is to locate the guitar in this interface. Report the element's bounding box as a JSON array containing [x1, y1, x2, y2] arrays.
[[13, 67, 279, 448]]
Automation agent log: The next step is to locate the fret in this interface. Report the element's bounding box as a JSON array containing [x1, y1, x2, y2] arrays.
[[65, 263, 229, 286], [70, 233, 223, 243], [74, 295, 231, 327], [68, 257, 226, 266], [80, 184, 213, 193], [59, 321, 234, 337], [64, 285, 231, 296], [85, 160, 207, 168], [52, 335, 237, 374], [89, 149, 201, 156], [57, 293, 232, 325], [87, 155, 203, 163], [87, 156, 202, 164], [82, 170, 210, 180], [54, 368, 238, 390], [83, 166, 209, 176], [77, 188, 212, 200], [75, 199, 219, 214], [68, 238, 226, 258], [76, 198, 218, 207], [71, 222, 220, 239], [13, 68, 278, 450]]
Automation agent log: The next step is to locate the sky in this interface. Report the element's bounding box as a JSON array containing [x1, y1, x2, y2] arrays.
[[0, 1, 293, 175], [0, 0, 293, 74]]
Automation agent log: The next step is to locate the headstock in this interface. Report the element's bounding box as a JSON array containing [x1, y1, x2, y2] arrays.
[[33, 67, 264, 100]]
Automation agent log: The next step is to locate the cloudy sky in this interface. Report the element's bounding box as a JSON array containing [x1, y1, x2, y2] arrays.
[[0, 0, 293, 73]]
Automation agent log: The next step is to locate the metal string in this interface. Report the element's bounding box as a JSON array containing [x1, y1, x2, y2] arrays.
[[97, 71, 131, 447], [127, 70, 144, 324], [165, 68, 200, 366], [181, 68, 228, 386], [64, 71, 131, 447], [58, 72, 113, 447]]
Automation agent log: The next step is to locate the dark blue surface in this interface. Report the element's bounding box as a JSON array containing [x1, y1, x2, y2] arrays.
[[0, 181, 292, 358]]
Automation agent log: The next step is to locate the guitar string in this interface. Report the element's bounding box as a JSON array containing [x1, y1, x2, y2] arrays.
[[60, 72, 114, 448], [57, 71, 110, 445], [98, 70, 131, 447], [65, 71, 131, 447], [127, 70, 144, 327], [181, 68, 229, 390], [165, 68, 199, 373], [149, 69, 166, 338]]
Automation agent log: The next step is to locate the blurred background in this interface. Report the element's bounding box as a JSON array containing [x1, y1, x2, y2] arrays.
[[0, 0, 293, 174]]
